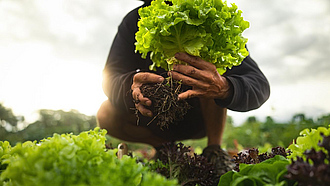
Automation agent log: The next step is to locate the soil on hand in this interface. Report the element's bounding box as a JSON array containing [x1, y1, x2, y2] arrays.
[[138, 78, 191, 130]]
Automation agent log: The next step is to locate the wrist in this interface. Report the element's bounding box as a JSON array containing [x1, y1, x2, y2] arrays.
[[220, 77, 233, 100]]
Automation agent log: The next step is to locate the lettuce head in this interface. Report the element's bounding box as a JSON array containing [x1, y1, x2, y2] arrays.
[[135, 0, 250, 74]]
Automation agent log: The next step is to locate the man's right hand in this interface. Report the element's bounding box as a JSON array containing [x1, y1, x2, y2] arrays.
[[131, 72, 164, 117]]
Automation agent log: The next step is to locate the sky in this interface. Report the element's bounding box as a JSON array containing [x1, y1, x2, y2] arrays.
[[0, 0, 329, 126]]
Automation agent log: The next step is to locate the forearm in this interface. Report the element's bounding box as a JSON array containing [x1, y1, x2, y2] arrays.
[[215, 56, 270, 111], [102, 5, 143, 112], [102, 67, 136, 113], [224, 75, 270, 111]]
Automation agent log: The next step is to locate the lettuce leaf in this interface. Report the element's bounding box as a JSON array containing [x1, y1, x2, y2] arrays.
[[0, 128, 178, 186], [219, 155, 294, 186], [287, 126, 330, 161], [135, 0, 249, 74]]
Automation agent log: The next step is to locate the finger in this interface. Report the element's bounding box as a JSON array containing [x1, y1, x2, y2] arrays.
[[175, 52, 214, 70], [178, 90, 202, 100], [136, 103, 153, 117], [173, 64, 200, 76], [173, 64, 210, 82], [132, 90, 152, 106], [170, 71, 207, 89], [133, 72, 164, 84]]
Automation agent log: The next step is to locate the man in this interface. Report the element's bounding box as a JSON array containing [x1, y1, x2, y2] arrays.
[[97, 0, 270, 175]]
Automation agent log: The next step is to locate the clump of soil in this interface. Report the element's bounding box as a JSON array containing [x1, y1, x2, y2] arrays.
[[138, 78, 191, 130]]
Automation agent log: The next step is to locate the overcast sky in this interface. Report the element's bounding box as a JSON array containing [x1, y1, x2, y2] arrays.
[[0, 0, 329, 126]]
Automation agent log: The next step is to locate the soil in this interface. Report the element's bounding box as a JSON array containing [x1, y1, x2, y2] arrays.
[[137, 78, 191, 130]]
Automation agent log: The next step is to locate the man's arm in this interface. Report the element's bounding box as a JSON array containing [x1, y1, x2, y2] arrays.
[[171, 52, 270, 112], [102, 7, 146, 113], [217, 54, 270, 112]]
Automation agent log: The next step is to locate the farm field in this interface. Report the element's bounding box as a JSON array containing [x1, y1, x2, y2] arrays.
[[1, 104, 330, 185]]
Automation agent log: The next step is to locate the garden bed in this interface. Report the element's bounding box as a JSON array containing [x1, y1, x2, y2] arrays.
[[1, 126, 330, 185]]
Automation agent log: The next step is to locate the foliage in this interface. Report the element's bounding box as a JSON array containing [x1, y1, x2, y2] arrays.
[[286, 134, 330, 186], [0, 128, 178, 186], [221, 126, 330, 186], [232, 147, 290, 172], [135, 0, 249, 74], [0, 109, 97, 145], [0, 103, 24, 132], [0, 141, 11, 174], [219, 155, 294, 186], [149, 142, 217, 186], [1, 102, 329, 157], [221, 114, 329, 150], [0, 104, 18, 127], [287, 125, 330, 161]]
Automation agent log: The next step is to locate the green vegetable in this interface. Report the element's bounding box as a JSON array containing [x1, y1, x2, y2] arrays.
[[0, 141, 11, 174], [287, 125, 330, 161], [0, 128, 178, 186], [219, 155, 293, 186], [135, 0, 249, 74], [286, 134, 330, 186]]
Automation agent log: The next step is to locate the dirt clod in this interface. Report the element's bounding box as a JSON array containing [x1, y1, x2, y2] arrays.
[[137, 78, 191, 130]]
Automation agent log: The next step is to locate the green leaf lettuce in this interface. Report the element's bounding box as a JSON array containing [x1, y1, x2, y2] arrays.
[[0, 128, 178, 186], [287, 125, 330, 161], [135, 0, 250, 74], [218, 155, 294, 186]]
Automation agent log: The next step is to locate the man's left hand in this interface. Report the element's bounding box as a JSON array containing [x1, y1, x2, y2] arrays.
[[169, 52, 232, 100]]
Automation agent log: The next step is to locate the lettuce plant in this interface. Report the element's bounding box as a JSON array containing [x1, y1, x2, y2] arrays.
[[219, 155, 294, 186], [287, 126, 330, 161], [286, 134, 330, 186], [135, 0, 249, 74], [0, 141, 11, 174], [149, 142, 217, 186], [232, 147, 290, 172], [0, 128, 178, 186]]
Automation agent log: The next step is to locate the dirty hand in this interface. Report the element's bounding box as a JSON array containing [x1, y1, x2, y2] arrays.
[[169, 52, 232, 100], [131, 72, 164, 117]]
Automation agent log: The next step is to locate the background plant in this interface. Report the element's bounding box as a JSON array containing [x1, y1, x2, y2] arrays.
[[287, 125, 330, 161], [1, 103, 329, 155]]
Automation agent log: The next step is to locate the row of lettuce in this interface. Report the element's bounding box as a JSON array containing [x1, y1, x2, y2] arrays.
[[1, 126, 330, 186]]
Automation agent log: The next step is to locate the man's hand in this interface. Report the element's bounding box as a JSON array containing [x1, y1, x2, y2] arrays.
[[170, 52, 232, 100], [131, 72, 164, 117]]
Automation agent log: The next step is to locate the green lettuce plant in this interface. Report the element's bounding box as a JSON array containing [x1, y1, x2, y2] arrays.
[[0, 128, 178, 186], [0, 141, 11, 174], [135, 0, 249, 74], [219, 155, 294, 186], [287, 125, 330, 161], [286, 133, 330, 186]]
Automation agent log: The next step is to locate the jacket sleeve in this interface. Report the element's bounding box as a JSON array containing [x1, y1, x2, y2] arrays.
[[215, 54, 270, 112], [102, 7, 149, 113]]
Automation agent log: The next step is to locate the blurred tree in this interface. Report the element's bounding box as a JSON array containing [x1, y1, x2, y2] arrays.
[[292, 113, 314, 125], [0, 108, 97, 144], [247, 116, 257, 123], [0, 103, 19, 132], [1, 103, 329, 151], [265, 116, 274, 125], [317, 114, 330, 126], [19, 109, 97, 142]]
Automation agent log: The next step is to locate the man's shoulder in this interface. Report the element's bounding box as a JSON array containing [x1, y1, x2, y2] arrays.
[[122, 2, 148, 24]]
